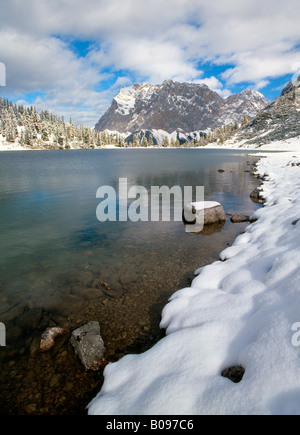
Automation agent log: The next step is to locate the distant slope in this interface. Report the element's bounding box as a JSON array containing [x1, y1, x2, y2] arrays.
[[234, 75, 300, 146]]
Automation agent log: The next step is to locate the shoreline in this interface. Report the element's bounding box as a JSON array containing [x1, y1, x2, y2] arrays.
[[88, 137, 300, 415], [1, 134, 299, 153]]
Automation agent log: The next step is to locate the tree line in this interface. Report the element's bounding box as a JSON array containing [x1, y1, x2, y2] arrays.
[[0, 97, 124, 148], [0, 96, 249, 149], [125, 116, 249, 148]]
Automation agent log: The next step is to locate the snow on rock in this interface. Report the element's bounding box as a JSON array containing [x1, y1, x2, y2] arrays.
[[88, 139, 300, 415], [191, 201, 223, 210]]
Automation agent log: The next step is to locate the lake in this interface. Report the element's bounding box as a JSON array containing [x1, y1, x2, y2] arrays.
[[0, 148, 261, 414]]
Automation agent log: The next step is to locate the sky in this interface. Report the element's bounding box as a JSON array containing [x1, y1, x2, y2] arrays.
[[0, 0, 300, 127]]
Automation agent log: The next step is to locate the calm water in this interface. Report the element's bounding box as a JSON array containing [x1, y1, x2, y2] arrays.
[[0, 148, 261, 414]]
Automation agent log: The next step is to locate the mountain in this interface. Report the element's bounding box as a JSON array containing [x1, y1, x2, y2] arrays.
[[235, 75, 300, 146], [95, 80, 268, 133]]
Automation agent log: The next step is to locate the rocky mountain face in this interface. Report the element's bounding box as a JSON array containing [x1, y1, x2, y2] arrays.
[[236, 75, 300, 146], [95, 80, 268, 134]]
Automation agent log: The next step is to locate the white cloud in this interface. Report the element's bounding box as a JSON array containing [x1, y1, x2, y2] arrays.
[[0, 0, 299, 125], [111, 76, 133, 89], [0, 29, 113, 125], [1, 31, 101, 91], [192, 76, 232, 98], [88, 37, 202, 85], [221, 51, 300, 88]]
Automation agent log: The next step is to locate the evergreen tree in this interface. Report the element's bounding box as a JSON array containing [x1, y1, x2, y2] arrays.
[[41, 125, 50, 141], [133, 133, 139, 147], [24, 126, 33, 146], [148, 133, 154, 147], [141, 136, 148, 147], [242, 115, 248, 126], [163, 136, 170, 147]]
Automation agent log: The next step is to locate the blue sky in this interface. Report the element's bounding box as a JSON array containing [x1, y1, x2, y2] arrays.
[[0, 0, 300, 126]]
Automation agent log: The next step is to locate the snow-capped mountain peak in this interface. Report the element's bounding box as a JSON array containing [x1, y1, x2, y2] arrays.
[[96, 80, 268, 133], [114, 82, 158, 116]]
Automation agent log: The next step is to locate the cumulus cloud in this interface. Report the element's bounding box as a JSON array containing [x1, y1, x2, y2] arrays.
[[88, 37, 201, 85], [192, 76, 232, 98], [0, 0, 299, 125], [0, 28, 111, 125]]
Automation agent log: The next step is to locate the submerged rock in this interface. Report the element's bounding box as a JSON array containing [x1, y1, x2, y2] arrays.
[[191, 221, 225, 236], [70, 321, 106, 371], [40, 327, 68, 353]]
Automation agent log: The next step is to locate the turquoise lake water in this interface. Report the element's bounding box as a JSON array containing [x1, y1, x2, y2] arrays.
[[0, 148, 261, 414]]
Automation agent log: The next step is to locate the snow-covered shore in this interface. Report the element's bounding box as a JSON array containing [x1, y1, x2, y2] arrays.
[[0, 142, 30, 151], [88, 136, 300, 415]]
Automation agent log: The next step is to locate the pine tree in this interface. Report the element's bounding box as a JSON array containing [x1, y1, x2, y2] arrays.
[[148, 133, 154, 147], [41, 125, 50, 141], [58, 134, 64, 147], [141, 136, 148, 147], [163, 136, 170, 147], [133, 133, 139, 147], [83, 127, 90, 145], [24, 126, 33, 146], [101, 131, 107, 145], [242, 115, 248, 126]]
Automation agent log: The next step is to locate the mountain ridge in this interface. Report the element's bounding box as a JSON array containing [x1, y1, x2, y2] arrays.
[[232, 75, 300, 146], [95, 80, 268, 134]]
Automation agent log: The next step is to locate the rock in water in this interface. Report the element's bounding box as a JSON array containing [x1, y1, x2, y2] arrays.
[[70, 321, 106, 371], [183, 201, 226, 232], [40, 327, 68, 352], [230, 212, 250, 223], [250, 188, 264, 204]]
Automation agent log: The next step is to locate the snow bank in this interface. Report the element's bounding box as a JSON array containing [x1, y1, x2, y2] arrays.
[[206, 134, 300, 152], [0, 142, 28, 151], [88, 139, 300, 415]]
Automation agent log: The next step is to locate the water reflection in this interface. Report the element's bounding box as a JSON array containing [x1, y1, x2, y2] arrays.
[[185, 221, 226, 236]]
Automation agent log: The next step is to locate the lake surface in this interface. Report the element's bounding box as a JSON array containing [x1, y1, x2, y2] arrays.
[[0, 148, 261, 414]]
